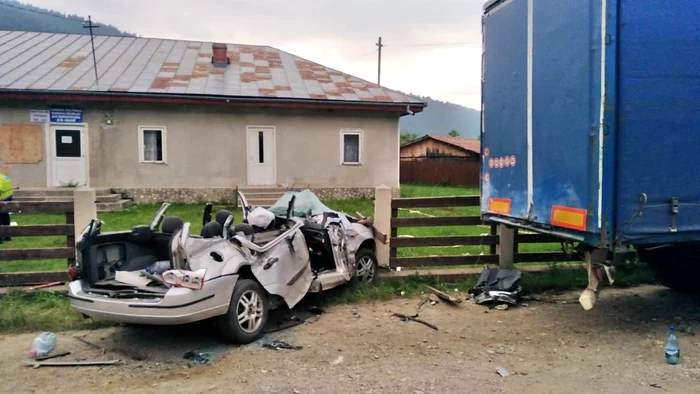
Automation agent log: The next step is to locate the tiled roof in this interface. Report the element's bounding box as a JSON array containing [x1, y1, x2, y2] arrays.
[[427, 134, 481, 153], [0, 31, 424, 106], [401, 134, 481, 154]]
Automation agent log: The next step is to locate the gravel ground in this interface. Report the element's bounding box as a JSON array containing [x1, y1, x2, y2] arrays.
[[2, 284, 700, 393]]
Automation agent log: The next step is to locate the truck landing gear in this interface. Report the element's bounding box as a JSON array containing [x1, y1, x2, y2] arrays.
[[579, 248, 615, 310]]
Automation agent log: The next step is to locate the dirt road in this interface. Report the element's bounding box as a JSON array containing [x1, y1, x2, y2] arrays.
[[2, 284, 699, 393]]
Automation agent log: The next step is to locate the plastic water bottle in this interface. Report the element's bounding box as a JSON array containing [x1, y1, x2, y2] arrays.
[[146, 260, 171, 275], [664, 326, 680, 365], [29, 332, 57, 358]]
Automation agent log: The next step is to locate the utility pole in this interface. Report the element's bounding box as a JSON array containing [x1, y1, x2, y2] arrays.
[[83, 15, 100, 89], [376, 36, 383, 85]]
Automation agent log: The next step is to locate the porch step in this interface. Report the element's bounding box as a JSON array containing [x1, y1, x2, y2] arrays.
[[13, 187, 113, 198], [237, 186, 286, 209], [97, 200, 134, 212], [13, 193, 122, 203], [245, 199, 281, 208]]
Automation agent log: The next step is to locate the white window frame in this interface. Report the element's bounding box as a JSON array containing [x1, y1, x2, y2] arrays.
[[138, 126, 168, 164], [340, 129, 363, 165]]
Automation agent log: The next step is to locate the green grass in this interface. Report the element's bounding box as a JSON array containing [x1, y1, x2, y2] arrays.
[[0, 290, 115, 333]]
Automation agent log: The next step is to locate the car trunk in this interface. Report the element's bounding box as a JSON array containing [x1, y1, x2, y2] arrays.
[[78, 225, 172, 298]]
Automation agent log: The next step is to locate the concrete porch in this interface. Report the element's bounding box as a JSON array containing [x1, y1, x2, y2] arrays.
[[12, 187, 133, 212]]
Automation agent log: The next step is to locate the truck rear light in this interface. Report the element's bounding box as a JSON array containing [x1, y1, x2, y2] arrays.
[[162, 269, 206, 290], [487, 198, 512, 215]]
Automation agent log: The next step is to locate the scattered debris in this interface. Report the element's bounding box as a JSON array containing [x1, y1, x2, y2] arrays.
[[352, 311, 361, 318], [425, 285, 463, 304], [469, 268, 523, 307], [28, 281, 63, 291], [496, 367, 511, 377], [33, 351, 70, 361], [392, 313, 438, 331], [184, 351, 211, 365], [650, 384, 662, 389], [331, 356, 344, 365], [494, 304, 509, 311], [74, 336, 106, 354], [262, 340, 303, 351], [266, 315, 305, 333], [417, 296, 430, 309], [28, 332, 56, 358], [24, 360, 121, 368], [310, 306, 325, 315]]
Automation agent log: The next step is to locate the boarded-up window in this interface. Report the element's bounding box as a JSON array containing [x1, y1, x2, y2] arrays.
[[0, 124, 44, 164], [342, 131, 362, 164]]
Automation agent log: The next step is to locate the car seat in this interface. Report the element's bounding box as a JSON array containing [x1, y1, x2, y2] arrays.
[[201, 221, 223, 238]]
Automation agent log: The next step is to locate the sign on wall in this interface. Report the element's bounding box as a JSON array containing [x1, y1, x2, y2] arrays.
[[29, 109, 50, 123], [49, 108, 83, 123]]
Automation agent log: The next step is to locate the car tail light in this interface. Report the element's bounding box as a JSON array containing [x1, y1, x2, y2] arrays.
[[68, 265, 80, 281], [162, 269, 206, 290]]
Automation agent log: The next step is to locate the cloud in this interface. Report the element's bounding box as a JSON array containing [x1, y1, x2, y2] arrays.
[[25, 0, 485, 109]]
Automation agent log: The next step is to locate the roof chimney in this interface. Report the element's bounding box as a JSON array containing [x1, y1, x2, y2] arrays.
[[211, 43, 230, 66]]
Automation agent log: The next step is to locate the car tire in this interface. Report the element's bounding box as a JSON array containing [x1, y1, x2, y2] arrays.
[[217, 279, 269, 344], [353, 248, 378, 285]]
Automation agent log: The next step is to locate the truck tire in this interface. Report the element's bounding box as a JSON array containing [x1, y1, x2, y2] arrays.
[[637, 243, 700, 294], [217, 279, 269, 344]]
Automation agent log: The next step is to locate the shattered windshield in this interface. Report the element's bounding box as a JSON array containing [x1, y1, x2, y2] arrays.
[[268, 190, 335, 217]]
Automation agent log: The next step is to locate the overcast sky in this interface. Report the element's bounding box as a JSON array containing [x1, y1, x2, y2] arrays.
[[25, 0, 485, 109]]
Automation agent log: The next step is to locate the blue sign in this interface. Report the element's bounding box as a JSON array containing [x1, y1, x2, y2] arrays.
[[50, 108, 83, 123]]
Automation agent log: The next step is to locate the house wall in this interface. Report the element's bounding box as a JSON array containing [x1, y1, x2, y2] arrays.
[[400, 139, 471, 159], [0, 100, 400, 200]]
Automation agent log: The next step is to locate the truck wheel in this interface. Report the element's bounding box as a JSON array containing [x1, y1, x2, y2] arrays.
[[637, 243, 700, 294], [217, 279, 269, 344], [353, 248, 377, 285]]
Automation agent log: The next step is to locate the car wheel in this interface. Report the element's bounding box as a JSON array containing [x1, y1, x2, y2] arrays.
[[353, 248, 377, 285], [217, 279, 269, 344]]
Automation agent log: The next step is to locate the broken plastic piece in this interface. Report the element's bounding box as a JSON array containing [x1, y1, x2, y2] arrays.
[[262, 340, 303, 350]]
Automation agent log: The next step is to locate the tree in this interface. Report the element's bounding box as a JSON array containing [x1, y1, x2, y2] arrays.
[[400, 132, 418, 145], [448, 129, 460, 137]]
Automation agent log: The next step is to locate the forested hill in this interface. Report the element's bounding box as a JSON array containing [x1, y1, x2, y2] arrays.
[[0, 0, 134, 36], [400, 94, 480, 139]]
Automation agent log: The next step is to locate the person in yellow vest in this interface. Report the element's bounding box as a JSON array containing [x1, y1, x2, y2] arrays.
[[0, 172, 12, 242]]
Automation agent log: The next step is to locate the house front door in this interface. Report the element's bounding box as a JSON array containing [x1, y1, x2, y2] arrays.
[[50, 126, 87, 187], [246, 126, 276, 186]]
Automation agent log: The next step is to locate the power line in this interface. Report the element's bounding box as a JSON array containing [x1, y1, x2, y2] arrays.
[[0, 1, 85, 22]]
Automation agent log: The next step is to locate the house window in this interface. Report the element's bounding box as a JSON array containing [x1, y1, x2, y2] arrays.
[[341, 130, 362, 165], [138, 126, 167, 164]]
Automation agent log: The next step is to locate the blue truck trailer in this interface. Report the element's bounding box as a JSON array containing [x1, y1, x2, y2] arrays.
[[480, 0, 700, 308]]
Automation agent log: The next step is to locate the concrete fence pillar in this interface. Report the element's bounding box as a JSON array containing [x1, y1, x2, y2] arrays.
[[497, 224, 515, 269], [374, 185, 392, 267], [73, 187, 97, 242]]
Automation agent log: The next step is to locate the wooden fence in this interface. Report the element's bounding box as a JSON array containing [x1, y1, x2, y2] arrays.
[[399, 158, 480, 187], [0, 201, 74, 286], [389, 195, 570, 268]]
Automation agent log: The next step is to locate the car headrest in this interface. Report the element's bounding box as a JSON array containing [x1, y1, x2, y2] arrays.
[[161, 216, 184, 234], [215, 209, 233, 227], [233, 223, 255, 236], [201, 221, 223, 238]]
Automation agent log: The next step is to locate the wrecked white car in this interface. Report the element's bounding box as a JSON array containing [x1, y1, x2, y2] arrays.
[[67, 190, 378, 344]]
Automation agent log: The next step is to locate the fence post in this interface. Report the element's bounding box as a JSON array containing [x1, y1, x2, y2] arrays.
[[73, 187, 97, 242], [497, 224, 515, 269], [374, 185, 392, 267]]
